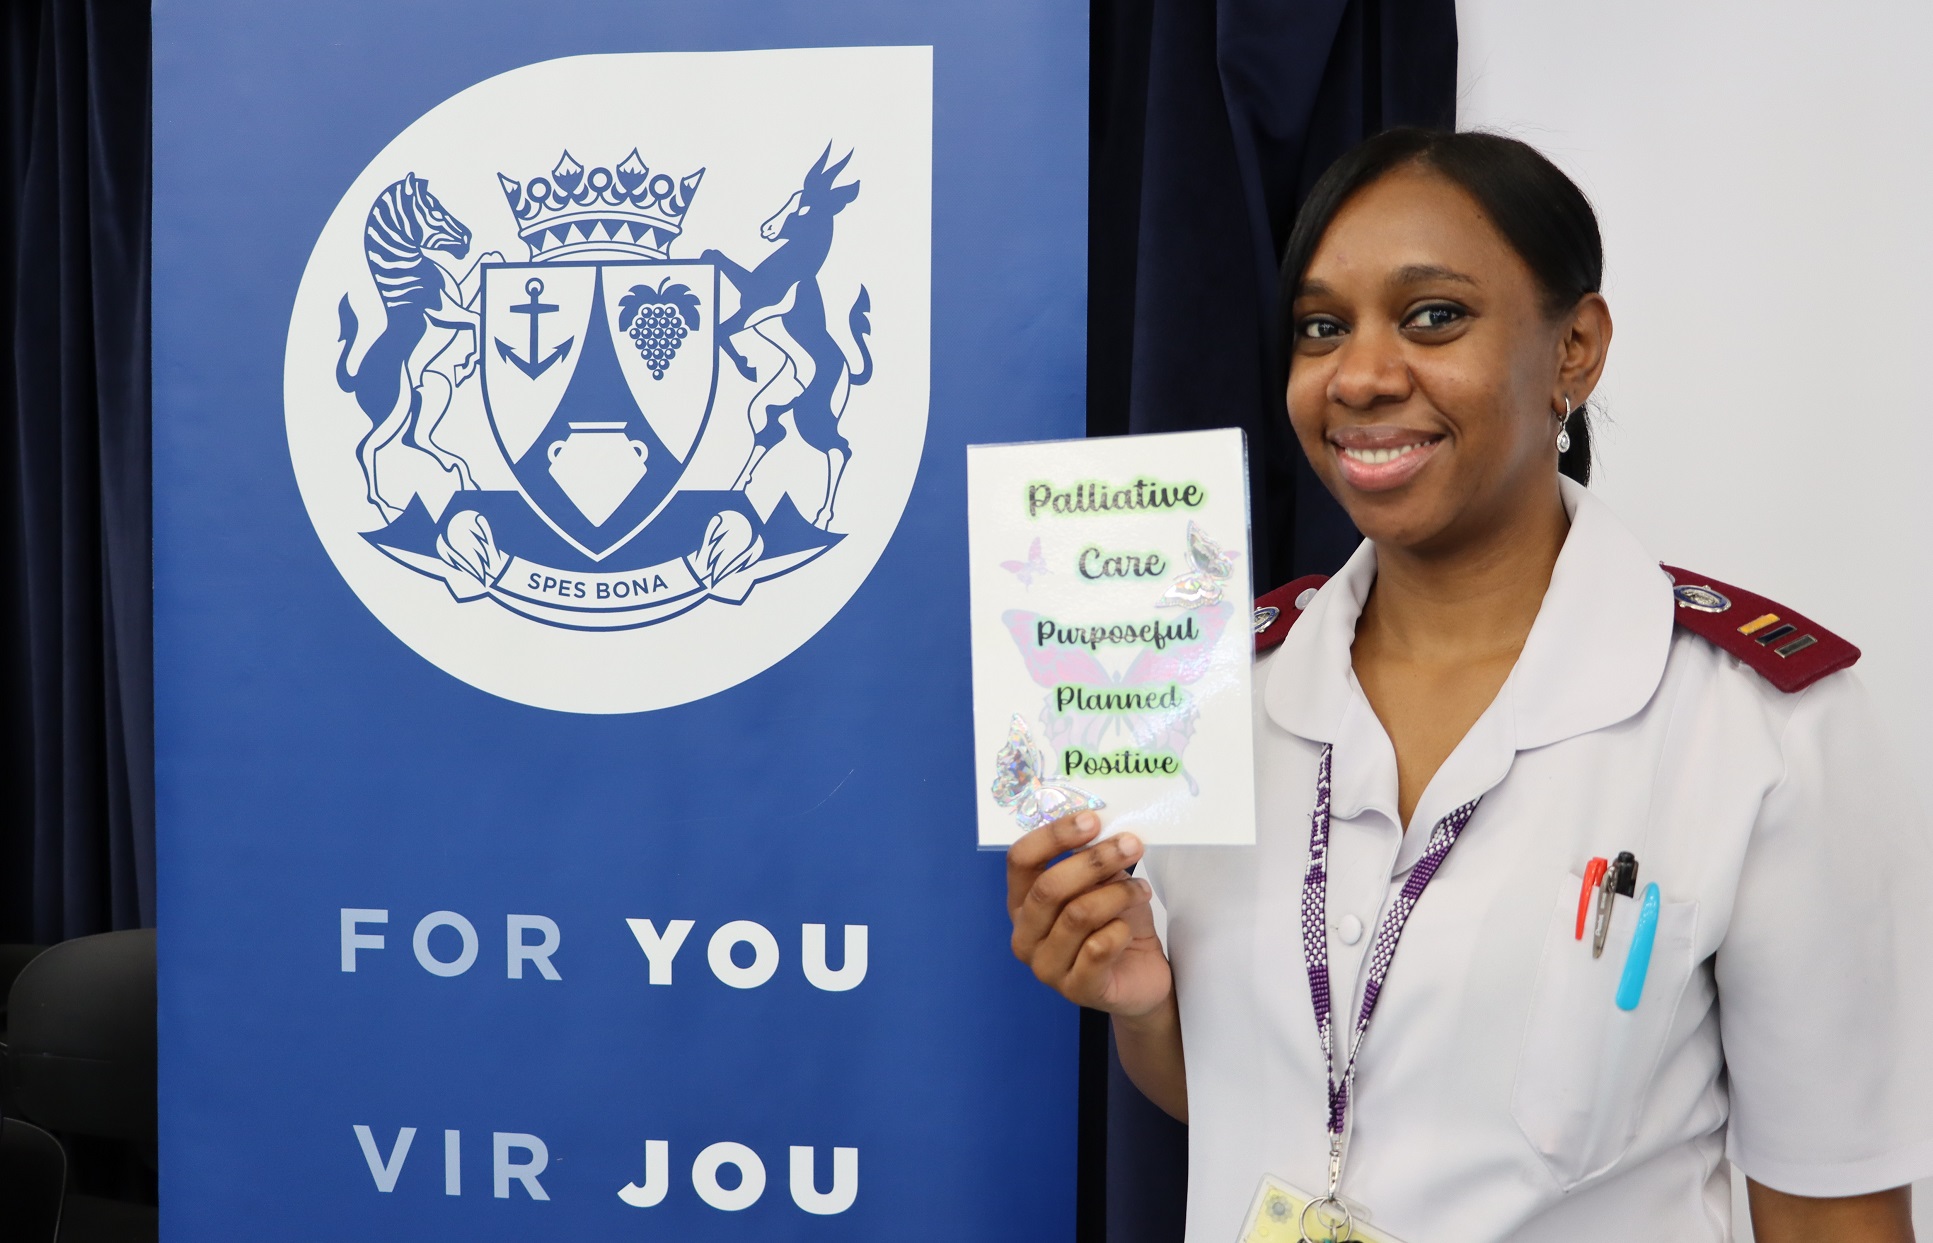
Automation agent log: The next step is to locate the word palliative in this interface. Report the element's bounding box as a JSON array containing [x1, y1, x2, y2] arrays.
[[1026, 477, 1206, 519]]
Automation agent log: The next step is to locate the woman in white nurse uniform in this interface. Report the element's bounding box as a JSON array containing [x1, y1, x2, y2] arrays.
[[1006, 128, 1933, 1243]]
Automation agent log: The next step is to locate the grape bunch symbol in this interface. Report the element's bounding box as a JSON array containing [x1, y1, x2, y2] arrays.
[[618, 279, 704, 380]]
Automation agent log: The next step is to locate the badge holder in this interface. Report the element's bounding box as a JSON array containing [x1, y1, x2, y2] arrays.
[[1238, 1174, 1408, 1243]]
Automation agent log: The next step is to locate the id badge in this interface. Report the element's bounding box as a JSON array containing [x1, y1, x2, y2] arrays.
[[1238, 1174, 1409, 1243]]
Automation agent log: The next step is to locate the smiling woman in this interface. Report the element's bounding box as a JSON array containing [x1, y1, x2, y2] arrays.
[[1277, 133, 1615, 831], [1005, 128, 1932, 1243], [1280, 130, 1603, 498]]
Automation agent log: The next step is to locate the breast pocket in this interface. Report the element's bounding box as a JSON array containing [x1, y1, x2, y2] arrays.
[[1509, 872, 1699, 1190]]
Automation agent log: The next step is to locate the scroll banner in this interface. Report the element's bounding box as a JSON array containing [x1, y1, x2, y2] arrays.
[[153, 5, 1086, 1239]]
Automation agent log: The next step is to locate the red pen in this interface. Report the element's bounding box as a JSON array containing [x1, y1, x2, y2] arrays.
[[1575, 857, 1609, 940]]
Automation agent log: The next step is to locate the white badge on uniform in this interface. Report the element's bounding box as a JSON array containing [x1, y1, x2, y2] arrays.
[[1239, 1174, 1409, 1243]]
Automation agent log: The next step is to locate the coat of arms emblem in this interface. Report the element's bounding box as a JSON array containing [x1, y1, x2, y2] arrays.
[[283, 49, 931, 712], [329, 146, 873, 629]]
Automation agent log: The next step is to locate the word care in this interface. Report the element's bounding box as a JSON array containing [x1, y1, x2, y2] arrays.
[[966, 428, 1258, 847]]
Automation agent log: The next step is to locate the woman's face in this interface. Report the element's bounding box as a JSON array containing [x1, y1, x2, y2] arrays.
[[1286, 164, 1607, 556]]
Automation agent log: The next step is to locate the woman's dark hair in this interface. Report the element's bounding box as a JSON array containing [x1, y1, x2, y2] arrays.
[[1278, 128, 1603, 483]]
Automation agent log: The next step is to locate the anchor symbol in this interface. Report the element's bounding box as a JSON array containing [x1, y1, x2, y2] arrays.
[[494, 277, 575, 379]]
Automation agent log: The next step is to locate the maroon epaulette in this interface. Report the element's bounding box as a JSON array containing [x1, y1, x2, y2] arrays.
[[1662, 566, 1859, 693], [1254, 574, 1330, 654]]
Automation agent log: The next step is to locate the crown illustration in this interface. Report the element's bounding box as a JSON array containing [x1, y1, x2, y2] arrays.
[[497, 150, 705, 262]]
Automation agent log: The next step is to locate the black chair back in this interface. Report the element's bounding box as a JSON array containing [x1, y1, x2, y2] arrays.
[[0, 1115, 68, 1243], [5, 930, 157, 1148]]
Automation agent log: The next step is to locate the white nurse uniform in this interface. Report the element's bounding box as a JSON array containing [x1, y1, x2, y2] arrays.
[[1142, 477, 1933, 1242]]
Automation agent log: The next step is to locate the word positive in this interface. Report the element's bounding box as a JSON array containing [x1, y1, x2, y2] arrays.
[[1063, 746, 1181, 778]]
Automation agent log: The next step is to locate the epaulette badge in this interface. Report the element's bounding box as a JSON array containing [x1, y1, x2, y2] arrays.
[[1254, 574, 1330, 654], [1662, 566, 1859, 693]]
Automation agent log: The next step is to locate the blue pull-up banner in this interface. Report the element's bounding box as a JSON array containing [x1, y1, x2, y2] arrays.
[[153, 4, 1085, 1238]]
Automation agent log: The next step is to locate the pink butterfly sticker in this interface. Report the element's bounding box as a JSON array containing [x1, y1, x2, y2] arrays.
[[1000, 537, 1049, 588], [1001, 601, 1234, 795]]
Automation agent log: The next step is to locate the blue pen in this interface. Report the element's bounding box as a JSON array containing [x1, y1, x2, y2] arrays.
[[1616, 883, 1662, 1011]]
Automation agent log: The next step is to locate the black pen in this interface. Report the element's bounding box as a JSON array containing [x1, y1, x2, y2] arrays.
[[1592, 851, 1639, 958]]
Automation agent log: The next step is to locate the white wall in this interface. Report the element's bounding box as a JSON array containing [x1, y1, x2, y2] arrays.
[[1457, 4, 1933, 1238]]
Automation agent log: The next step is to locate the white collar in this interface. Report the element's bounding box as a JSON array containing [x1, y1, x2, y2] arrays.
[[1263, 478, 1674, 832]]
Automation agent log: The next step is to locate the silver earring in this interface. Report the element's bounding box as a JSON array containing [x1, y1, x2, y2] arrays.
[[1556, 396, 1573, 455]]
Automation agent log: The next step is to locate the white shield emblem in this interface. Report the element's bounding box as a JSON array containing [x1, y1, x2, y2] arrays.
[[480, 260, 718, 558]]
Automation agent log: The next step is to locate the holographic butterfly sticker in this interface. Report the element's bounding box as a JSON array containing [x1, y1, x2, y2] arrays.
[[1159, 521, 1235, 608], [1001, 537, 1049, 588], [991, 713, 1106, 831]]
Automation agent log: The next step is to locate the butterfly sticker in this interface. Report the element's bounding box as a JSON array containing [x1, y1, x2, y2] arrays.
[[1002, 601, 1234, 795], [1001, 537, 1049, 588], [991, 713, 1105, 831], [1159, 521, 1236, 609]]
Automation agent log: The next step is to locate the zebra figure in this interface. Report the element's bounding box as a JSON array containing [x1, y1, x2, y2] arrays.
[[334, 173, 500, 519]]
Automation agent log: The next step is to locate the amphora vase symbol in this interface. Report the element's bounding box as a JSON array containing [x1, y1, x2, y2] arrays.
[[547, 421, 649, 525]]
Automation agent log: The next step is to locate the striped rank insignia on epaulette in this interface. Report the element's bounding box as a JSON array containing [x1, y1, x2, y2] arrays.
[[1661, 565, 1860, 693]]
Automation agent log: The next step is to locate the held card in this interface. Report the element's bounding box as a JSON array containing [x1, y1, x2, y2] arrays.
[[967, 428, 1257, 848]]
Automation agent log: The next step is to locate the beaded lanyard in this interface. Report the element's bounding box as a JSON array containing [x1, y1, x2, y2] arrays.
[[1296, 744, 1483, 1241]]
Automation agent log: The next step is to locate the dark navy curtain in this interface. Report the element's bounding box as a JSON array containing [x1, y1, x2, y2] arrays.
[[1085, 2, 1456, 1239], [1, 0, 154, 943]]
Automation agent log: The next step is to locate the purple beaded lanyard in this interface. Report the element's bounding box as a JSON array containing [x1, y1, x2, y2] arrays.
[[1296, 744, 1482, 1240]]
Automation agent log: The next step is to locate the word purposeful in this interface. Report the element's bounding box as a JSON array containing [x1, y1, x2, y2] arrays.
[[1027, 478, 1206, 519], [1033, 615, 1200, 652]]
